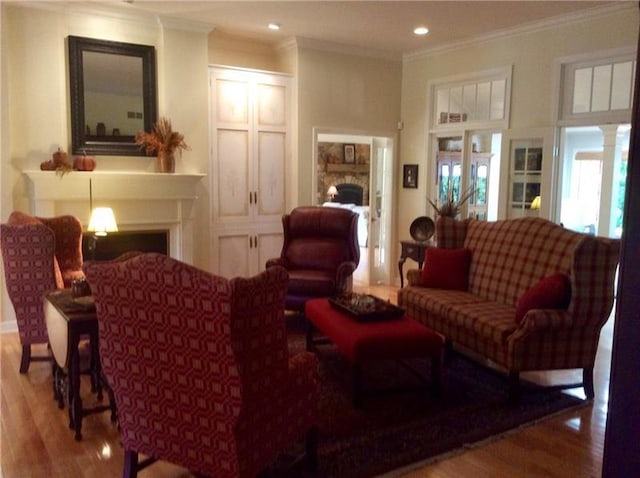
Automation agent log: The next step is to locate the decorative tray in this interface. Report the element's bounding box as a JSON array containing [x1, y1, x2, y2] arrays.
[[328, 293, 404, 322]]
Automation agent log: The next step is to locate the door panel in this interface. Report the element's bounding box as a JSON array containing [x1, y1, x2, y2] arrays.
[[257, 131, 286, 217], [217, 130, 250, 218]]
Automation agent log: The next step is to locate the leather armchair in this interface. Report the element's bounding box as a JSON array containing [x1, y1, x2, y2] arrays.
[[1, 212, 84, 373], [84, 254, 319, 478], [266, 206, 360, 312]]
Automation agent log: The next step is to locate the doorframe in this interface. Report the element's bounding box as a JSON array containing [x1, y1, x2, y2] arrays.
[[312, 127, 398, 286]]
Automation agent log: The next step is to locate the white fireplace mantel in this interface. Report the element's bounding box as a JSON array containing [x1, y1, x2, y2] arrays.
[[23, 170, 205, 203], [22, 170, 206, 263]]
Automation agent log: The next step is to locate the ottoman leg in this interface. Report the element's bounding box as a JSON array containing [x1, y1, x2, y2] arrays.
[[352, 364, 362, 408], [306, 322, 314, 351], [431, 355, 441, 398]]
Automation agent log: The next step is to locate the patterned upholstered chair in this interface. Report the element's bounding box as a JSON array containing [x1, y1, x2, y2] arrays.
[[1, 211, 84, 373], [84, 253, 319, 478], [266, 206, 360, 312]]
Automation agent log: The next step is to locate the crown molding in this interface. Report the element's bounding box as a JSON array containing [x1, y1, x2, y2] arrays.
[[404, 2, 636, 63], [157, 16, 214, 34], [10, 1, 213, 33], [294, 36, 401, 62]]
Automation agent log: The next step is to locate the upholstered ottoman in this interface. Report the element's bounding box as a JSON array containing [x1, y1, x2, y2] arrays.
[[305, 297, 443, 407]]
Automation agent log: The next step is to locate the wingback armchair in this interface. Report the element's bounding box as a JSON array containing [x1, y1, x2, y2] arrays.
[[1, 211, 84, 373], [266, 206, 360, 312], [84, 254, 319, 478]]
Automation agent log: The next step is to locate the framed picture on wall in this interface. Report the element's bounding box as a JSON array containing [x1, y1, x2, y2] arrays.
[[343, 144, 356, 163], [403, 164, 418, 188]]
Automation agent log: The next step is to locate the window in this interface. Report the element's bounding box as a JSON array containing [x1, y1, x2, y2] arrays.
[[432, 67, 511, 128], [560, 53, 635, 124]]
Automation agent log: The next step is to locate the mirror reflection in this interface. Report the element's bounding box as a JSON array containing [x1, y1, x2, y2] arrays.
[[68, 36, 157, 156], [82, 51, 144, 138]]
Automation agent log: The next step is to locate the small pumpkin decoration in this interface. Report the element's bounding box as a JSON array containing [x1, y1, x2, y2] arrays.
[[40, 160, 56, 171], [73, 151, 96, 171]]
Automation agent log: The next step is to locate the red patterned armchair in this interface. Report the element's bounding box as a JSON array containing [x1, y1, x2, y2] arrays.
[[266, 206, 360, 312], [84, 253, 319, 478], [1, 211, 84, 373]]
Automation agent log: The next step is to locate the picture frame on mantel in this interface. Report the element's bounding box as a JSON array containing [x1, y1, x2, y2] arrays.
[[403, 164, 418, 188], [343, 144, 356, 164]]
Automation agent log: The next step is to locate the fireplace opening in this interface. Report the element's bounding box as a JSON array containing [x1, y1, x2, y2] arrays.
[[82, 230, 169, 261]]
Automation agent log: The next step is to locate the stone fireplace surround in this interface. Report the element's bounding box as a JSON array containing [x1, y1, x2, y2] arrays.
[[22, 170, 205, 263]]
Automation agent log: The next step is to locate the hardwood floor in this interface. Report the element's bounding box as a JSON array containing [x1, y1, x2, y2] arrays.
[[0, 256, 610, 477]]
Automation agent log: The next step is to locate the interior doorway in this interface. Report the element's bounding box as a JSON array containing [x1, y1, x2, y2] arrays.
[[558, 124, 630, 238], [313, 129, 396, 286]]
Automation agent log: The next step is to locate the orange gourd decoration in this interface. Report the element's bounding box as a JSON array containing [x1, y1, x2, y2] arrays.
[[73, 152, 96, 171]]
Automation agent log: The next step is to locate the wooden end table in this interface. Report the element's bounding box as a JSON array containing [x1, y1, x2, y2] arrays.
[[398, 240, 432, 288], [44, 289, 114, 440]]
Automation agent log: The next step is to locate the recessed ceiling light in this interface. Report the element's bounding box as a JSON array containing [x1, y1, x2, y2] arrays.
[[268, 23, 281, 31], [414, 26, 429, 36]]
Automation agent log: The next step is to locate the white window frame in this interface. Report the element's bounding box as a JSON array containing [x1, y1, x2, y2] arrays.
[[429, 66, 512, 133], [555, 47, 636, 127]]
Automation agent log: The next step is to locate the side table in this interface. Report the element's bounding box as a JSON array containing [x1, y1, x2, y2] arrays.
[[44, 290, 114, 440], [398, 240, 432, 288]]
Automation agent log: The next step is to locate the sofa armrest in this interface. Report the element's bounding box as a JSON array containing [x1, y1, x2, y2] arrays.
[[514, 309, 574, 335], [265, 257, 288, 269], [336, 261, 357, 293]]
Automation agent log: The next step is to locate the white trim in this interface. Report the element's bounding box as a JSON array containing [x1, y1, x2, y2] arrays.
[[294, 37, 401, 62], [1, 320, 18, 334], [404, 3, 634, 62], [427, 66, 512, 133]]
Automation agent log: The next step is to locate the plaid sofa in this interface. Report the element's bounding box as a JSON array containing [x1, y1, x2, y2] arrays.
[[397, 216, 620, 399]]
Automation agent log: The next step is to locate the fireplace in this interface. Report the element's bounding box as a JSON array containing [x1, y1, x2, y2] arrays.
[[22, 170, 205, 263], [82, 230, 170, 261]]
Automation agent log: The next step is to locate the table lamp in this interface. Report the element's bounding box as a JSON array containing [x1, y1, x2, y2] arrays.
[[87, 207, 118, 260], [530, 195, 541, 210], [327, 185, 338, 200]]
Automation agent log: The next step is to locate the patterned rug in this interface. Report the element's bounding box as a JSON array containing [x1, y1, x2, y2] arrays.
[[284, 315, 585, 478]]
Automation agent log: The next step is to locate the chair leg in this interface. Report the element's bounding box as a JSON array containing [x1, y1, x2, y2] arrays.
[[20, 344, 31, 374], [583, 367, 595, 399], [123, 449, 139, 478], [305, 426, 319, 474]]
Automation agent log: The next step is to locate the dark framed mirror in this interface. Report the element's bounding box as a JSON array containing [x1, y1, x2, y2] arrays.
[[68, 36, 157, 156]]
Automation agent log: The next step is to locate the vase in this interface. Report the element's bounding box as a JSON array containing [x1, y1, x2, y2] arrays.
[[156, 151, 175, 173]]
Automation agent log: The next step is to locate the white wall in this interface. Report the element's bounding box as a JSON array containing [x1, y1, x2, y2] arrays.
[[397, 5, 639, 260]]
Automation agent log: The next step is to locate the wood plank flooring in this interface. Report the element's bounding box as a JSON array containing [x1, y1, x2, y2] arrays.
[[1, 257, 610, 477]]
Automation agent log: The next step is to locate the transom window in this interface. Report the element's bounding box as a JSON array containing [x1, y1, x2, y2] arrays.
[[432, 67, 511, 128], [560, 52, 635, 123]]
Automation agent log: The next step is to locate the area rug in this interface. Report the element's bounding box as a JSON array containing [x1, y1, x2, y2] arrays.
[[283, 316, 586, 478]]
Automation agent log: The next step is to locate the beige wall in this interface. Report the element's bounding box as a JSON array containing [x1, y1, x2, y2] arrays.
[[1, 4, 211, 327], [397, 6, 639, 250], [296, 47, 402, 205]]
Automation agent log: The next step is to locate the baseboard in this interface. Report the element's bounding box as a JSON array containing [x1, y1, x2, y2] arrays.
[[1, 320, 18, 334]]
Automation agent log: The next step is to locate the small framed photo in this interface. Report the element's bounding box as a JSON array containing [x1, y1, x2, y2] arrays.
[[403, 164, 418, 189], [343, 144, 356, 164]]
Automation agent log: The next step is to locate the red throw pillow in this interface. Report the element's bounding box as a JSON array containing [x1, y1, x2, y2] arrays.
[[420, 248, 471, 291], [515, 274, 571, 324]]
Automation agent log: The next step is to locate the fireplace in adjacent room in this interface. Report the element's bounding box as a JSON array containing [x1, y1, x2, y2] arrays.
[[82, 230, 170, 261]]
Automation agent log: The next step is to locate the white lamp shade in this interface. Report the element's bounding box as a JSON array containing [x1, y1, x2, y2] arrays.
[[530, 196, 541, 210], [88, 207, 118, 236], [327, 185, 338, 197]]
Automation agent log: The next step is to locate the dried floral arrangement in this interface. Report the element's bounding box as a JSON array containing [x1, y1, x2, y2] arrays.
[[428, 184, 475, 218], [135, 117, 189, 156]]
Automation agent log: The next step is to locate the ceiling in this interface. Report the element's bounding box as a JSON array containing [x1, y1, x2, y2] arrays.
[[114, 1, 621, 57]]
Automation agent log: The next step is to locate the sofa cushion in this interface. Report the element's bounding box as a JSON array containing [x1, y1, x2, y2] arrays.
[[420, 248, 471, 291], [515, 273, 571, 324]]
